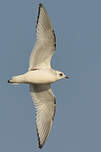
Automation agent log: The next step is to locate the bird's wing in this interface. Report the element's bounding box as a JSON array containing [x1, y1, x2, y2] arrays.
[[29, 3, 56, 71], [30, 84, 56, 148]]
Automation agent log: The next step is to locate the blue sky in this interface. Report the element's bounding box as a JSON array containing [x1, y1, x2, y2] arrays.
[[0, 0, 101, 151]]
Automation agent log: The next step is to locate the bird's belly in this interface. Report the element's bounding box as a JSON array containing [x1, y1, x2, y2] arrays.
[[25, 70, 55, 84]]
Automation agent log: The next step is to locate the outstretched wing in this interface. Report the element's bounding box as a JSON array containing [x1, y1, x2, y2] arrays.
[[29, 3, 56, 70], [30, 84, 56, 148]]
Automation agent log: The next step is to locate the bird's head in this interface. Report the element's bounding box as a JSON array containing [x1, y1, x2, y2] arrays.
[[55, 70, 70, 80]]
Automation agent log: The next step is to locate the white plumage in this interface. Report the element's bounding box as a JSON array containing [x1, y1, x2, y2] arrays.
[[8, 3, 69, 148]]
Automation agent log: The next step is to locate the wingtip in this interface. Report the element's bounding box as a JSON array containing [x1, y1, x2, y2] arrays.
[[36, 125, 44, 149], [36, 3, 46, 30], [39, 3, 43, 8], [39, 143, 43, 149]]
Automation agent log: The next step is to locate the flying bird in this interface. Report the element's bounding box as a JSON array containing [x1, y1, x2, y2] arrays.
[[8, 3, 70, 148]]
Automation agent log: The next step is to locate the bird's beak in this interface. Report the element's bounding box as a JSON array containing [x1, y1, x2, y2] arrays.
[[65, 75, 72, 79], [65, 76, 69, 79]]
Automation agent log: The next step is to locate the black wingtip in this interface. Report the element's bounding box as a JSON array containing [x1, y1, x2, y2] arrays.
[[39, 3, 43, 8], [36, 4, 41, 29], [36, 127, 43, 149], [39, 144, 43, 149], [36, 125, 44, 149], [36, 3, 45, 30]]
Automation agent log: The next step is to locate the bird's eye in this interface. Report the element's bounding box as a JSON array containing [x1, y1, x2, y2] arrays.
[[59, 73, 63, 76]]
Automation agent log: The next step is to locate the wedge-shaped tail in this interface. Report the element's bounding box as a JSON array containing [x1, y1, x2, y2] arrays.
[[8, 74, 26, 84]]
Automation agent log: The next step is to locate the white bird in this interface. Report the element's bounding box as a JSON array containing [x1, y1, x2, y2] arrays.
[[8, 3, 70, 148]]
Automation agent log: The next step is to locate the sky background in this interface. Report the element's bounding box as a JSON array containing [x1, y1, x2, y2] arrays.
[[0, 0, 101, 151]]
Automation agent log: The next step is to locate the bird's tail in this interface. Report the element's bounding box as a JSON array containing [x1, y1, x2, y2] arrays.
[[8, 74, 26, 85]]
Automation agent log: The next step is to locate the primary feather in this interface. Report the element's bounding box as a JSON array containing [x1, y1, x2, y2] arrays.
[[29, 3, 56, 70], [30, 84, 56, 148]]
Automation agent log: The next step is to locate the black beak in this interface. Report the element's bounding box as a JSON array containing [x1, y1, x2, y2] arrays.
[[65, 76, 69, 79], [65, 75, 72, 79]]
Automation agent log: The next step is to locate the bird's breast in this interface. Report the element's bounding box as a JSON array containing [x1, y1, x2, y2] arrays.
[[25, 70, 56, 84]]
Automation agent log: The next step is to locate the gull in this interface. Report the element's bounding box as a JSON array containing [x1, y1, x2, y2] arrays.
[[8, 3, 70, 148]]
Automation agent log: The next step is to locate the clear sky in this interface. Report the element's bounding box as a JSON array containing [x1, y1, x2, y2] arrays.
[[0, 0, 101, 151]]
